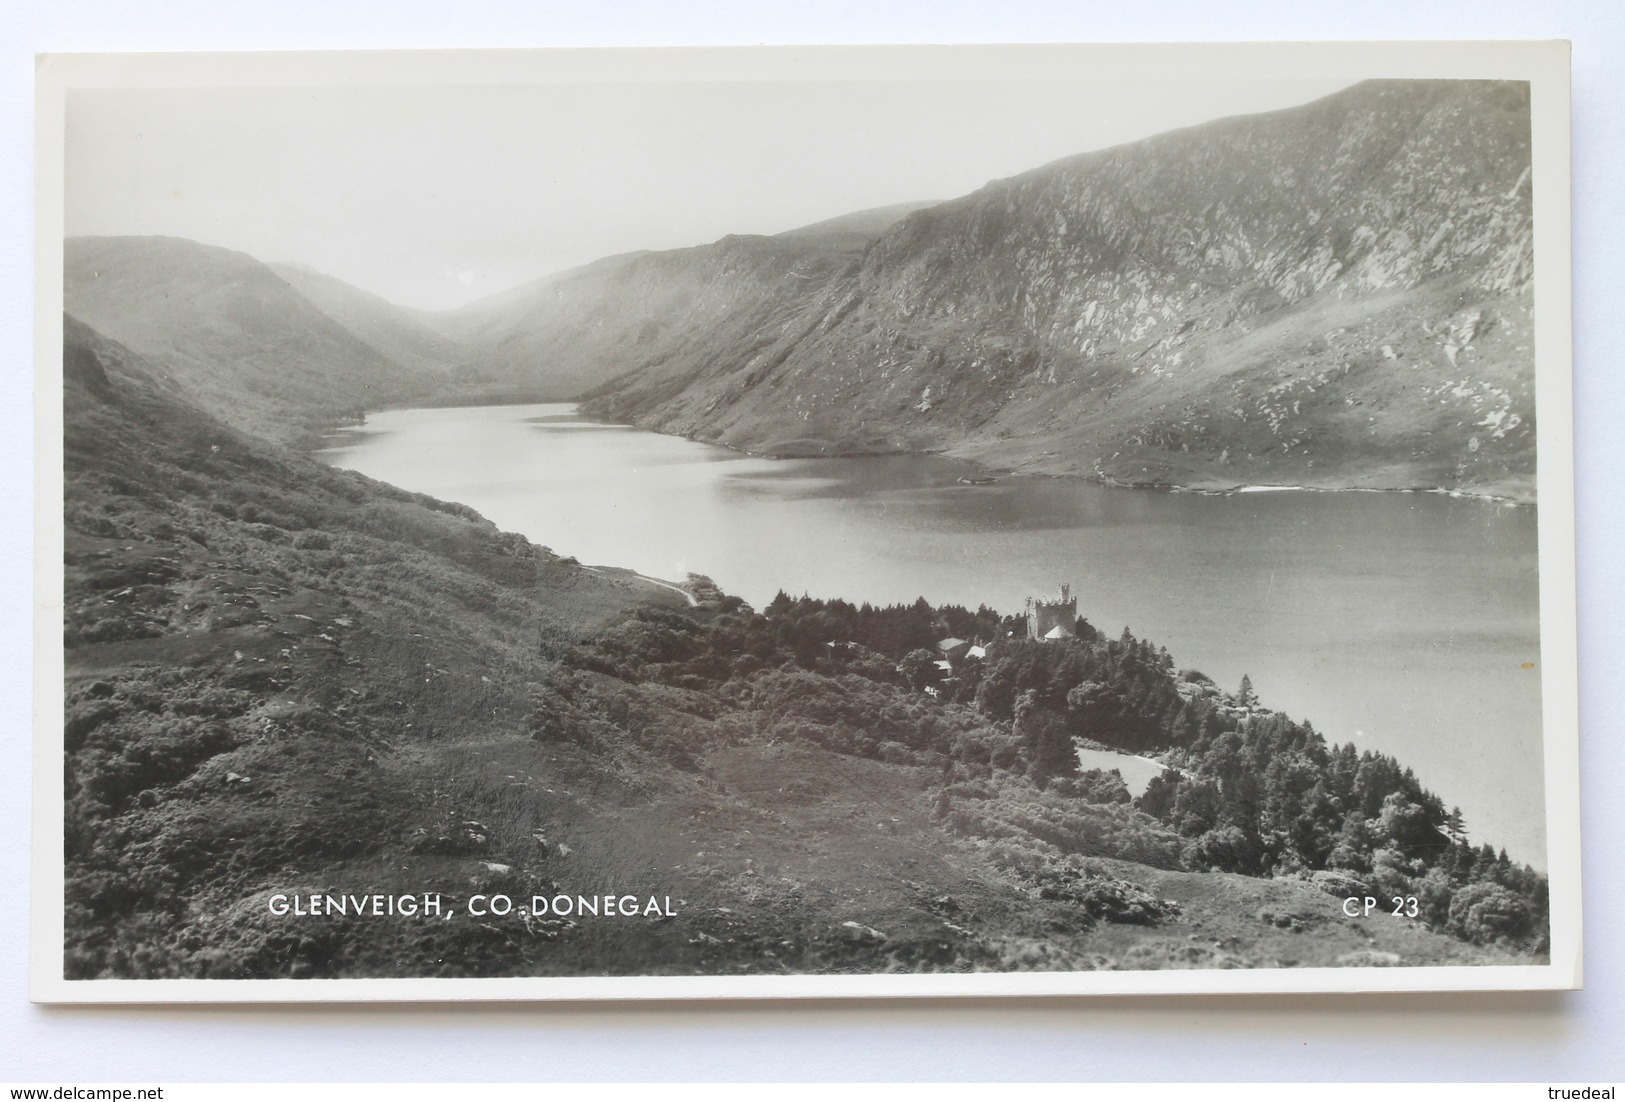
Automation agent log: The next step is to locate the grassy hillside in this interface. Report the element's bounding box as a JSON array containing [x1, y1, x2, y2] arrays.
[[65, 237, 449, 445], [62, 315, 1543, 978], [62, 316, 683, 976], [268, 262, 466, 377]]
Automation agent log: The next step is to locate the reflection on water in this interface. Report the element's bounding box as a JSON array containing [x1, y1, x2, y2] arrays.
[[322, 402, 1547, 868], [1074, 746, 1167, 798]]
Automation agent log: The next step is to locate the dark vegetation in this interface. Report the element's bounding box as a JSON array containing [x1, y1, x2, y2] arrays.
[[62, 317, 679, 977], [543, 591, 1549, 954], [62, 314, 1544, 979]]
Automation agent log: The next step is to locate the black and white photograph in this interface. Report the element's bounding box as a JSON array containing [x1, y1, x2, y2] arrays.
[[34, 42, 1579, 1000]]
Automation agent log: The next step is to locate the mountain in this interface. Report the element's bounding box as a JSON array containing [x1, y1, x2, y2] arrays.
[[775, 200, 943, 248], [443, 202, 935, 402], [573, 80, 1535, 498], [65, 236, 451, 444], [268, 261, 464, 376]]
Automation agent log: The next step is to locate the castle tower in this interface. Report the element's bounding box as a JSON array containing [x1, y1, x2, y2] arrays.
[[1026, 583, 1077, 641]]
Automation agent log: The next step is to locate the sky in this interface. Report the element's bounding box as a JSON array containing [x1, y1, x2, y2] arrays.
[[64, 74, 1358, 311]]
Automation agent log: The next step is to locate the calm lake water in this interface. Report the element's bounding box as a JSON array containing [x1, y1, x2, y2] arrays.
[[321, 402, 1547, 868]]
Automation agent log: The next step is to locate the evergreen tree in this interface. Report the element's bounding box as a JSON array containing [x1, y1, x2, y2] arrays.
[[1237, 673, 1257, 709]]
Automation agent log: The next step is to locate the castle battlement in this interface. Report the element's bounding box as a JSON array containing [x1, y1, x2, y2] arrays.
[[1026, 583, 1077, 641]]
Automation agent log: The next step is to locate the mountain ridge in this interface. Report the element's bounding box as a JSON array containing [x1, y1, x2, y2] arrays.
[[574, 79, 1536, 499], [440, 204, 936, 402], [63, 80, 1539, 499], [65, 235, 448, 444], [267, 261, 465, 376]]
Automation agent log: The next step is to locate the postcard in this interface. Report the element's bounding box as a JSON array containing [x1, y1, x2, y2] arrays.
[[33, 41, 1580, 1001]]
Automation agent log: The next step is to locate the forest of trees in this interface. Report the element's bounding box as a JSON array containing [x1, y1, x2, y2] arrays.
[[533, 588, 1549, 954]]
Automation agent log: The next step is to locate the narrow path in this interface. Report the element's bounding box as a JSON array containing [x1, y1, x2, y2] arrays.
[[579, 563, 698, 607], [633, 573, 699, 607]]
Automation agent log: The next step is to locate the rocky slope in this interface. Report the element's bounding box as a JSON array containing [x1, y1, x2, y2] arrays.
[[443, 202, 934, 403], [573, 80, 1536, 498], [65, 237, 452, 444]]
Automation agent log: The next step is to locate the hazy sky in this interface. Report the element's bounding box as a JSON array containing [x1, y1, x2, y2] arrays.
[[65, 76, 1357, 311]]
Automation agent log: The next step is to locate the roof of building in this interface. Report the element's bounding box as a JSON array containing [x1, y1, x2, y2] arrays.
[[1042, 624, 1075, 640], [937, 637, 967, 652]]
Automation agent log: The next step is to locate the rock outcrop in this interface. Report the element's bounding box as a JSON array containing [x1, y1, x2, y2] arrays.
[[560, 80, 1535, 497]]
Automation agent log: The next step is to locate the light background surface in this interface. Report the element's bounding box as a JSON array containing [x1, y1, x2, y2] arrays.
[[3, 0, 1622, 1083]]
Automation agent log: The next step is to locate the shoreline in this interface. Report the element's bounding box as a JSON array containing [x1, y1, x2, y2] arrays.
[[317, 396, 1537, 508], [308, 394, 1547, 870], [337, 394, 1538, 507], [572, 401, 1539, 508]]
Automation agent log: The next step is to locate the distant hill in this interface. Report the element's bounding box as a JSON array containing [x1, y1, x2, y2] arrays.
[[442, 234, 870, 403], [441, 201, 937, 403], [269, 262, 465, 377], [575, 80, 1536, 498], [65, 236, 450, 444]]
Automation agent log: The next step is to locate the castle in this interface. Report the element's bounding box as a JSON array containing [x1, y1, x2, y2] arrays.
[[1026, 583, 1077, 641]]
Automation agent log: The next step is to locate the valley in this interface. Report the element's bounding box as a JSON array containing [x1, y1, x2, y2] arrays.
[[59, 319, 1548, 978], [56, 77, 1551, 981], [63, 84, 1539, 501]]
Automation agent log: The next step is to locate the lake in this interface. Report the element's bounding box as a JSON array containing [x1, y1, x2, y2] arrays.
[[321, 402, 1547, 868]]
